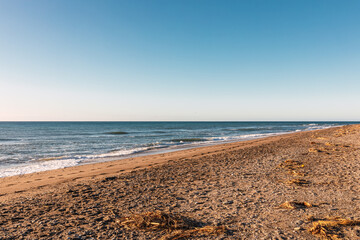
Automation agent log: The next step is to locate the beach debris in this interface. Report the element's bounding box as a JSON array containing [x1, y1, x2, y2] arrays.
[[117, 211, 187, 231], [308, 148, 325, 153], [286, 178, 311, 186], [325, 142, 351, 149], [116, 211, 227, 239], [306, 215, 316, 221], [341, 144, 351, 148], [279, 201, 312, 209], [278, 159, 306, 176], [308, 217, 360, 240], [289, 170, 306, 176], [279, 159, 304, 170], [334, 128, 358, 137], [308, 142, 352, 155]]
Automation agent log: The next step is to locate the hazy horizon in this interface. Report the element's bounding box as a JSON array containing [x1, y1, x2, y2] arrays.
[[1, 0, 359, 121]]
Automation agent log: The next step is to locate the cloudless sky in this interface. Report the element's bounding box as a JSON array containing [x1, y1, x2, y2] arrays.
[[0, 0, 359, 121]]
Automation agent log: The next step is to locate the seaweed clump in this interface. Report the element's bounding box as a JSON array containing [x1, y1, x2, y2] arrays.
[[286, 178, 311, 186], [308, 217, 360, 240], [279, 159, 304, 170], [116, 211, 227, 240], [279, 201, 312, 209]]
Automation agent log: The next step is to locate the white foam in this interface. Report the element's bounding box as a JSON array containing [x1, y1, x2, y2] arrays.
[[0, 145, 166, 178], [0, 158, 81, 178], [206, 132, 284, 142], [304, 125, 336, 131], [88, 146, 154, 158]]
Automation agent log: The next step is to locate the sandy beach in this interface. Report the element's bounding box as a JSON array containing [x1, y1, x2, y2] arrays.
[[1, 124, 360, 239]]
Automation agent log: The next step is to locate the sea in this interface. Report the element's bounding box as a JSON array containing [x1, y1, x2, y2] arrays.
[[0, 121, 358, 178]]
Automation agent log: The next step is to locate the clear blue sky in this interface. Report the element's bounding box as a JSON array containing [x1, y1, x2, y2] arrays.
[[0, 0, 359, 121]]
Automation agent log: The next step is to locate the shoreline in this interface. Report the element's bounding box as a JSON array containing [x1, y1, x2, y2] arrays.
[[0, 130, 291, 178], [0, 122, 340, 178], [0, 126, 341, 202], [1, 124, 360, 239]]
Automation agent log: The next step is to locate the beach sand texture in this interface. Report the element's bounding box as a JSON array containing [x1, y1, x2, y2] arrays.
[[1, 124, 360, 239]]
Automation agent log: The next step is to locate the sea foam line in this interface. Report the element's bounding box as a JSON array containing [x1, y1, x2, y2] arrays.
[[0, 158, 81, 178]]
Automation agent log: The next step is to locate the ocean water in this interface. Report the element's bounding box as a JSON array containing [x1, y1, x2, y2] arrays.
[[0, 121, 357, 178]]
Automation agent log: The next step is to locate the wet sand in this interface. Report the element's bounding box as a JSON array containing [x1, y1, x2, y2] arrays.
[[1, 124, 360, 239]]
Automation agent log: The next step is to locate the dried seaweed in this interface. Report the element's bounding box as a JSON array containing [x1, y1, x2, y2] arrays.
[[279, 159, 304, 170], [116, 211, 227, 240], [117, 211, 186, 231], [316, 137, 328, 140], [288, 170, 306, 176], [279, 201, 312, 209], [308, 217, 360, 240], [309, 148, 325, 153], [286, 178, 311, 186]]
